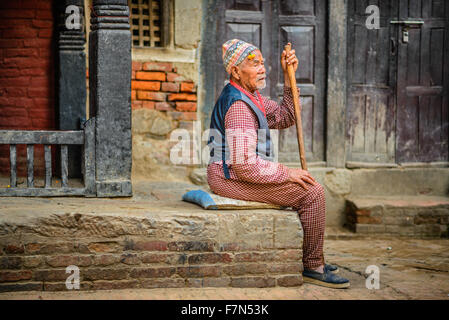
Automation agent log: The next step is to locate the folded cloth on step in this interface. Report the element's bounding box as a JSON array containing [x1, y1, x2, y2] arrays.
[[182, 189, 288, 210]]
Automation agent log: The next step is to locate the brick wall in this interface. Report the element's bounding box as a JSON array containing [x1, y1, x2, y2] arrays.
[[131, 61, 198, 124], [0, 0, 55, 177]]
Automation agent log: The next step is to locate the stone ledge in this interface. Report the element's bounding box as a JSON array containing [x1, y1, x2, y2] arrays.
[[345, 196, 449, 237], [0, 191, 303, 292]]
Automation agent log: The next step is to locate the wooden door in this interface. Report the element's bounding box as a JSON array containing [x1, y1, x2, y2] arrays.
[[396, 0, 449, 163], [347, 0, 449, 165], [346, 0, 397, 164], [215, 0, 327, 164]]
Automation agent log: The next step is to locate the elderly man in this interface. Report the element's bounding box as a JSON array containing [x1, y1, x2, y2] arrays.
[[207, 39, 350, 289]]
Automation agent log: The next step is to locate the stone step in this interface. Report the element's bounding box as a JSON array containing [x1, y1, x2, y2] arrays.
[[0, 191, 304, 292], [345, 196, 449, 237]]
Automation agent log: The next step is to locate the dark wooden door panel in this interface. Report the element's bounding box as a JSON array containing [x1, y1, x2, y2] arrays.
[[347, 0, 397, 164], [275, 0, 326, 163], [396, 0, 448, 162]]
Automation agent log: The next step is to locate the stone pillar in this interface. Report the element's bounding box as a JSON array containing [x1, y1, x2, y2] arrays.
[[57, 0, 86, 178], [326, 0, 348, 168], [89, 0, 132, 197]]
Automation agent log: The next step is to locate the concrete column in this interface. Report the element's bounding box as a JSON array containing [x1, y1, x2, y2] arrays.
[[57, 0, 86, 178], [326, 0, 348, 168], [89, 0, 132, 197]]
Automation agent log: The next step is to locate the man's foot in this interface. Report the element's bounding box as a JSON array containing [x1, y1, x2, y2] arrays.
[[302, 268, 350, 289], [324, 263, 339, 273]]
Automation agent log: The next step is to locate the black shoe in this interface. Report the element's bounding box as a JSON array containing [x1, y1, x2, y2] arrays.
[[324, 263, 339, 273], [303, 268, 350, 289]]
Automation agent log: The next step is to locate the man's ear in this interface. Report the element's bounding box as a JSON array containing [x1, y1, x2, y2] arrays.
[[230, 66, 240, 80]]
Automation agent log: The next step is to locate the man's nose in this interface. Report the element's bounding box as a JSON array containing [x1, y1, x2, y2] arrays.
[[259, 64, 266, 74]]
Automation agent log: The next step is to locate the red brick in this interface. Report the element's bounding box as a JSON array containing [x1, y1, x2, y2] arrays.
[[0, 10, 35, 19], [166, 72, 185, 82], [5, 48, 39, 58], [32, 20, 53, 28], [131, 81, 160, 91], [3, 57, 49, 69], [155, 102, 174, 111], [0, 270, 32, 282], [28, 87, 50, 98], [223, 263, 267, 276], [131, 90, 137, 100], [30, 76, 48, 87], [20, 68, 46, 76], [140, 253, 170, 264], [0, 68, 21, 78], [38, 28, 52, 38], [180, 82, 196, 93], [141, 278, 185, 288], [87, 242, 120, 253], [175, 102, 197, 112], [167, 111, 197, 121], [132, 101, 143, 110], [0, 39, 23, 48], [0, 77, 30, 87], [142, 101, 155, 109], [130, 267, 176, 278], [4, 244, 25, 254], [134, 241, 168, 251], [132, 61, 142, 71], [132, 70, 135, 79], [357, 216, 382, 224], [0, 257, 22, 269], [187, 253, 233, 264], [161, 82, 180, 92], [277, 275, 303, 287], [137, 91, 166, 101], [168, 93, 197, 102], [143, 62, 173, 72], [177, 266, 221, 278], [33, 269, 68, 281], [2, 28, 38, 39], [23, 39, 51, 48], [168, 241, 215, 252], [135, 71, 166, 81], [230, 276, 276, 288], [82, 268, 129, 281], [92, 255, 121, 266], [35, 10, 53, 20], [120, 253, 141, 265], [91, 280, 140, 290]]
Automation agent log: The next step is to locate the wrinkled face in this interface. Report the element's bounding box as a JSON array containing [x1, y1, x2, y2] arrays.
[[231, 50, 266, 92]]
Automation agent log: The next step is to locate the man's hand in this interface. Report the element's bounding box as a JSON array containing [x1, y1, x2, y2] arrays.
[[281, 43, 299, 76], [288, 168, 317, 190]]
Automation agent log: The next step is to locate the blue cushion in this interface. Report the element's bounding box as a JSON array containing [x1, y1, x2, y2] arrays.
[[182, 190, 218, 210]]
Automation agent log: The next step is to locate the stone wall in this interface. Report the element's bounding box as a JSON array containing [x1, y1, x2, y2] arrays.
[[0, 0, 55, 177], [0, 207, 303, 292]]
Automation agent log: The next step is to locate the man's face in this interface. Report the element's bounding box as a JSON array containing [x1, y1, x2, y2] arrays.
[[233, 50, 266, 92]]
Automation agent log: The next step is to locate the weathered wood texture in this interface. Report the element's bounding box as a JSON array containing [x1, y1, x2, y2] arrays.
[[347, 0, 448, 164], [0, 120, 96, 197]]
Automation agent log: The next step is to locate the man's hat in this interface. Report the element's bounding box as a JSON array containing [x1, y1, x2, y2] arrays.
[[222, 39, 258, 74]]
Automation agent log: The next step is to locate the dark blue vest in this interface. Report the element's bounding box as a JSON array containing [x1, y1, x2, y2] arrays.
[[207, 83, 274, 179]]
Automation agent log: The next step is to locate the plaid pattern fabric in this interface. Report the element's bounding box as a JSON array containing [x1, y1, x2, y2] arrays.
[[207, 86, 325, 269]]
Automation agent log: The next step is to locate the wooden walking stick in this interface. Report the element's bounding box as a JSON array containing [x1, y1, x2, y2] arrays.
[[284, 43, 307, 170]]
